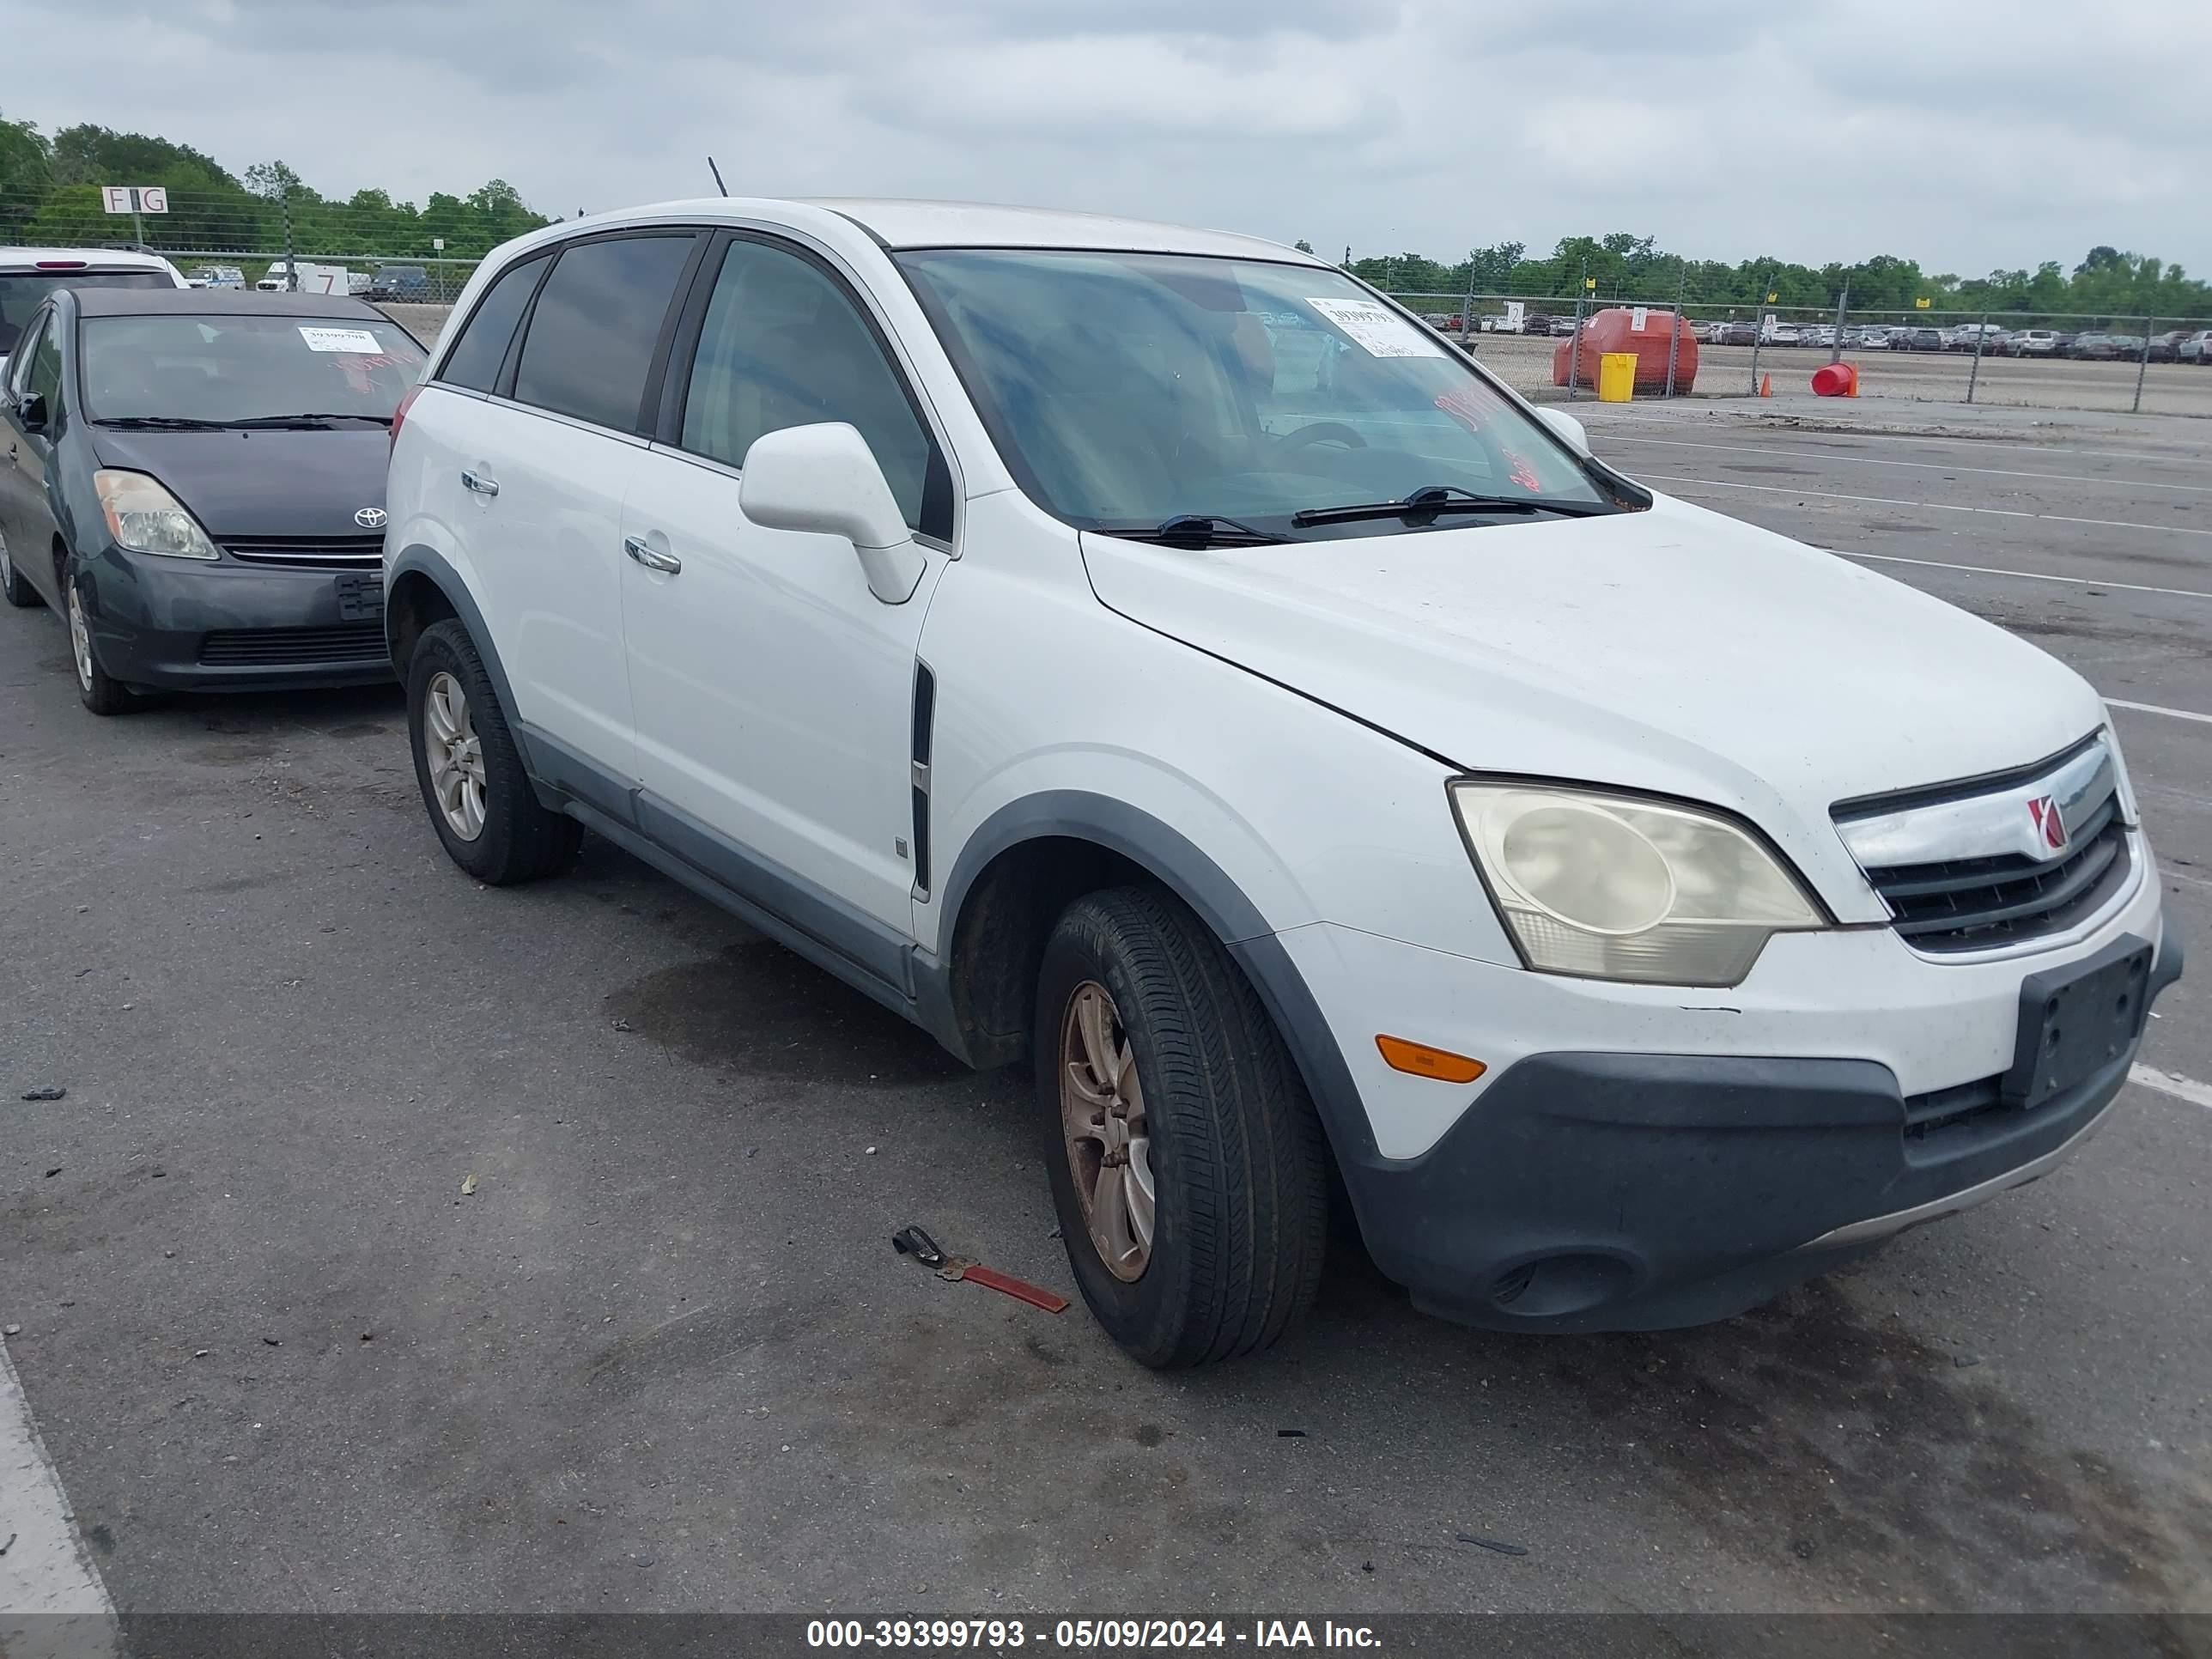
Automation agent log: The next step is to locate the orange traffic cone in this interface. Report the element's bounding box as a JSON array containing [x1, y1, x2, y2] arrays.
[[1759, 374, 1773, 398]]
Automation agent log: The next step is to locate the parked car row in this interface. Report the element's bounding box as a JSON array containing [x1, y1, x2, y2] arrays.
[[1669, 318, 2212, 362], [0, 211, 2185, 1372]]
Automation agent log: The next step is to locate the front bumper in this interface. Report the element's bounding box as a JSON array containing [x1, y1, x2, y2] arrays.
[[1261, 878, 2182, 1334], [76, 544, 393, 691]]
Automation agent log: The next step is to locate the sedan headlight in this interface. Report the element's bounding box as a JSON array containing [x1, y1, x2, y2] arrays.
[[1450, 781, 1826, 987], [94, 470, 221, 561]]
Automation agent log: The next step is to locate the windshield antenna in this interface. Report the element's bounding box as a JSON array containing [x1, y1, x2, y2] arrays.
[[707, 156, 729, 198]]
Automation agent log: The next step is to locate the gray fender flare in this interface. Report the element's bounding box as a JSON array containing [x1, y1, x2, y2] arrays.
[[382, 544, 521, 722], [932, 790, 1381, 1168]]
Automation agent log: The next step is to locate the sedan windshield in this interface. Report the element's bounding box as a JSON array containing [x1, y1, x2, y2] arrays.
[[0, 270, 174, 356], [79, 313, 426, 423], [896, 249, 1616, 538]]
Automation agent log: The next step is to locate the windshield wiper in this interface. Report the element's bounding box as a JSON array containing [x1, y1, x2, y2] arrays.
[[1290, 484, 1610, 528], [1104, 514, 1289, 549], [93, 416, 234, 430], [224, 412, 392, 428]]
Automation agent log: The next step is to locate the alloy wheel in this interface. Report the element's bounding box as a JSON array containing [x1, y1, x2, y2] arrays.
[[1059, 981, 1154, 1282], [67, 586, 94, 691], [422, 670, 488, 841]]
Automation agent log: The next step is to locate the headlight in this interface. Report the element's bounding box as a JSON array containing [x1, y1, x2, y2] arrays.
[[1450, 781, 1826, 987], [94, 470, 221, 561]]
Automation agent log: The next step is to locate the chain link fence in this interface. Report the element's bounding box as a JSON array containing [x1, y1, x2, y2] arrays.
[[1382, 289, 2212, 417], [12, 179, 2210, 415], [2, 179, 514, 304]]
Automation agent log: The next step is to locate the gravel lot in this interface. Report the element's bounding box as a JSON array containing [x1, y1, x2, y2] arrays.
[[2, 397, 2209, 1626]]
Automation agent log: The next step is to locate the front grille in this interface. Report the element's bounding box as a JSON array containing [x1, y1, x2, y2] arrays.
[[223, 535, 386, 570], [1903, 1075, 2004, 1139], [1862, 801, 2130, 952], [198, 624, 387, 666]]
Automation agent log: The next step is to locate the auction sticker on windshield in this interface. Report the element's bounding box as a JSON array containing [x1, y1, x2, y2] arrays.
[[298, 326, 384, 354], [1304, 297, 1444, 359]]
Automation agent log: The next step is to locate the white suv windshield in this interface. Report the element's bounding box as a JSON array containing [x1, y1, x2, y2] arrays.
[[896, 249, 1615, 538]]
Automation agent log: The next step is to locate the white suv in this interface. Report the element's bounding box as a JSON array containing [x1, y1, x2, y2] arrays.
[[0, 246, 188, 373], [383, 200, 2180, 1365]]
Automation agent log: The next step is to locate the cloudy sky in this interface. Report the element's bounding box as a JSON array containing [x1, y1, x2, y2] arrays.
[[7, 0, 2209, 276]]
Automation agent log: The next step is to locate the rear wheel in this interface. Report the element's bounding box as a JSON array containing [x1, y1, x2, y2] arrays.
[[405, 617, 580, 884], [1036, 885, 1328, 1368], [67, 572, 133, 716], [0, 531, 36, 608]]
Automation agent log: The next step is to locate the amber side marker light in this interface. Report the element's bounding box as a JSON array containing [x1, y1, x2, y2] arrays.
[[1375, 1036, 1487, 1085]]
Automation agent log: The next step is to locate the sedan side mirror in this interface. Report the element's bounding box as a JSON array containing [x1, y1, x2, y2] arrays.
[[738, 422, 925, 605], [1535, 406, 1589, 456], [15, 391, 48, 434]]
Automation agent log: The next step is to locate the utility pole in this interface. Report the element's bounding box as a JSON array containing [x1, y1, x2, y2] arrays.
[[1664, 265, 1686, 398], [281, 181, 298, 291], [1831, 278, 1850, 366]]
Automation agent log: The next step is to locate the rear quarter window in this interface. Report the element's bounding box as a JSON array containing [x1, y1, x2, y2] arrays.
[[511, 234, 698, 432], [436, 254, 549, 393]]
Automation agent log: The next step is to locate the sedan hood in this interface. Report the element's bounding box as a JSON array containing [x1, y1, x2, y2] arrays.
[[1079, 494, 2105, 861], [88, 426, 390, 541]]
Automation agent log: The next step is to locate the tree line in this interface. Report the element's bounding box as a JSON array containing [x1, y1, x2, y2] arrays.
[[1312, 232, 2210, 321], [0, 112, 552, 262], [6, 112, 2203, 319]]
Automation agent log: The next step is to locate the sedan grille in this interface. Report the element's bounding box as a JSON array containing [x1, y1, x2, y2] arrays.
[[223, 535, 386, 570], [198, 625, 387, 666]]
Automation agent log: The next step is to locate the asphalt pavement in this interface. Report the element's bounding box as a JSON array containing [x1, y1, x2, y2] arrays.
[[2, 398, 2209, 1622]]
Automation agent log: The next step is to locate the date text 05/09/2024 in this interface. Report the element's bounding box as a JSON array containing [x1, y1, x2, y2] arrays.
[[805, 1620, 1383, 1650]]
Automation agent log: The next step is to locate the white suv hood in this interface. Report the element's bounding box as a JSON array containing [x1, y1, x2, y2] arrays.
[[1080, 493, 2106, 868]]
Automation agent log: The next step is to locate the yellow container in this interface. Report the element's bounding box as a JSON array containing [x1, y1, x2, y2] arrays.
[[1597, 352, 1637, 403]]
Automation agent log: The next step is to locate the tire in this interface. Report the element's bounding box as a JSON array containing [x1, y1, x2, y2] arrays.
[[405, 617, 580, 884], [66, 568, 134, 716], [1035, 885, 1328, 1368], [0, 530, 36, 608]]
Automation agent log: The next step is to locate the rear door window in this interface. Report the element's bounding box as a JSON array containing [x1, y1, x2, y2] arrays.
[[437, 254, 548, 393], [513, 235, 697, 432], [27, 315, 64, 414]]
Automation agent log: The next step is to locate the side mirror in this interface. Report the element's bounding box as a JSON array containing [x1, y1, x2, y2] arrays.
[[15, 391, 48, 433], [1535, 406, 1589, 456], [738, 422, 925, 605]]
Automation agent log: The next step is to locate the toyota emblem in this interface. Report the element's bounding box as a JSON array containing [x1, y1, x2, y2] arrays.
[[355, 507, 389, 530], [2027, 794, 2069, 854]]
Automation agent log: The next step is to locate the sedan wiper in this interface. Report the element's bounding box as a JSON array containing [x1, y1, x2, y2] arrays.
[[1104, 514, 1289, 549], [93, 416, 234, 430], [1290, 484, 1611, 528], [224, 412, 393, 428]]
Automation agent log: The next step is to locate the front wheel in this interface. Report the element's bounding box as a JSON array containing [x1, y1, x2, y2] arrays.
[[1036, 886, 1328, 1368], [405, 617, 580, 884], [67, 573, 134, 715]]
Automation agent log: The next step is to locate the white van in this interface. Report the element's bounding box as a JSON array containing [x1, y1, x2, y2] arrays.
[[381, 200, 2181, 1365]]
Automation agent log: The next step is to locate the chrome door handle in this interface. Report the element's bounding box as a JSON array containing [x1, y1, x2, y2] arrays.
[[623, 534, 681, 574], [460, 469, 499, 496]]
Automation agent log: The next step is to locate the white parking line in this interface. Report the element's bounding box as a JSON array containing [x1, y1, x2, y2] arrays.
[[2130, 1065, 2212, 1111], [1640, 471, 2212, 539], [2107, 697, 2212, 726], [0, 1343, 118, 1654], [1836, 550, 2212, 602], [1579, 410, 2191, 468], [1604, 434, 2212, 495]]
